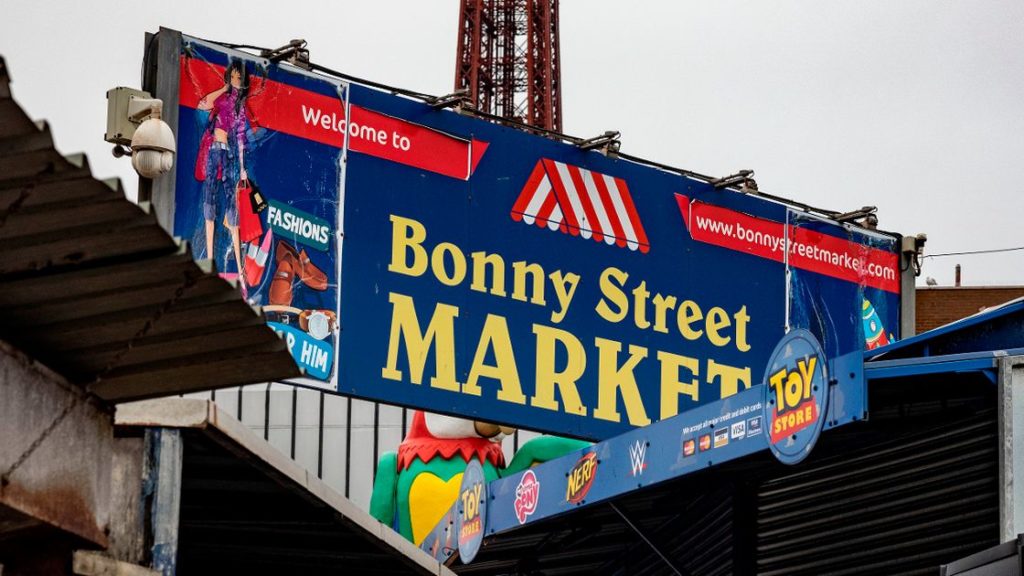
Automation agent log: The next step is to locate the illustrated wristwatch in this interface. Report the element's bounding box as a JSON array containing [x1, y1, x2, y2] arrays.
[[299, 309, 337, 340]]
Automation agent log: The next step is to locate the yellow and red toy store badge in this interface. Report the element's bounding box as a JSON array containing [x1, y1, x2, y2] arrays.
[[456, 459, 487, 564], [762, 329, 829, 465]]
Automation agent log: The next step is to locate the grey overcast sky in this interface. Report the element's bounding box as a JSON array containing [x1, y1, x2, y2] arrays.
[[2, 1, 1021, 286]]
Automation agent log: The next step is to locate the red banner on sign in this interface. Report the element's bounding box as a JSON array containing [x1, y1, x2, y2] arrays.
[[770, 401, 819, 444], [675, 194, 900, 294], [179, 57, 488, 180]]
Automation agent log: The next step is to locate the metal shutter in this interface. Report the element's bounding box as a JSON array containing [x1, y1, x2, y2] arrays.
[[756, 413, 999, 576]]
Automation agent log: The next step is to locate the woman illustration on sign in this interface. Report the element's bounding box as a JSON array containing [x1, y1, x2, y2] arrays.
[[196, 58, 253, 277]]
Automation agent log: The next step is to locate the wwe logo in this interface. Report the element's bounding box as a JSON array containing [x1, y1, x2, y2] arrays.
[[629, 440, 647, 476]]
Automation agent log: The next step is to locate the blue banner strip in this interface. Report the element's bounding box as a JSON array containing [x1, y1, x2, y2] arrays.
[[421, 366, 865, 562], [486, 385, 768, 535]]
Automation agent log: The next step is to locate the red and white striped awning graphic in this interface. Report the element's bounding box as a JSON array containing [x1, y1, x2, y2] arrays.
[[510, 159, 650, 253]]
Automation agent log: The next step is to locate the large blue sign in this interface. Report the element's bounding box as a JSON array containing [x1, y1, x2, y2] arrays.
[[338, 84, 900, 439], [170, 36, 901, 440]]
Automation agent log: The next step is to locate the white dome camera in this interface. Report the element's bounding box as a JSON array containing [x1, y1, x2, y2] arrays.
[[130, 115, 176, 179], [105, 88, 176, 179]]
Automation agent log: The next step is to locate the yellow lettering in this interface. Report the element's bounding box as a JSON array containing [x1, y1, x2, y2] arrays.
[[595, 267, 629, 323], [658, 350, 700, 419], [512, 262, 546, 306], [632, 281, 651, 330], [798, 356, 818, 398], [463, 314, 526, 404], [548, 270, 580, 324], [676, 300, 704, 341], [460, 489, 472, 519], [769, 367, 788, 410], [651, 294, 677, 334], [431, 242, 467, 286], [707, 359, 751, 398], [592, 338, 651, 426], [705, 307, 731, 347], [380, 293, 460, 392], [734, 306, 751, 352], [388, 215, 428, 277], [784, 371, 802, 410], [470, 251, 506, 297], [530, 324, 587, 416]]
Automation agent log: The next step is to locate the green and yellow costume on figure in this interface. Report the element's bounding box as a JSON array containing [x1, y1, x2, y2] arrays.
[[370, 411, 589, 544]]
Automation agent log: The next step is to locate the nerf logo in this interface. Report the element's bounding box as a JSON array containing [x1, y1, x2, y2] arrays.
[[511, 159, 650, 253], [514, 470, 540, 524], [566, 452, 598, 504]]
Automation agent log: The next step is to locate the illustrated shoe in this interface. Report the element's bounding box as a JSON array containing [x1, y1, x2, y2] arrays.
[[268, 259, 295, 307], [244, 230, 273, 288], [275, 239, 299, 267], [298, 249, 328, 291]]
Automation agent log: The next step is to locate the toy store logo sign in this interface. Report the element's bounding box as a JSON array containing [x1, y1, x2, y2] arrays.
[[456, 460, 487, 564], [267, 200, 331, 252], [514, 470, 540, 524], [763, 329, 829, 465]]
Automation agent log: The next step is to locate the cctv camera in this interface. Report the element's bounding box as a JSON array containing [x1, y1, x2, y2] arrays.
[[130, 116, 175, 179]]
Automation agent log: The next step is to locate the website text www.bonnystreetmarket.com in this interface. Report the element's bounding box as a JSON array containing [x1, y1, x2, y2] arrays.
[[693, 212, 897, 284]]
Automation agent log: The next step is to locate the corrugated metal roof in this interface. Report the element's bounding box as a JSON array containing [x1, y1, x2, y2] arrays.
[[0, 55, 301, 401], [867, 297, 1024, 362], [116, 398, 456, 576]]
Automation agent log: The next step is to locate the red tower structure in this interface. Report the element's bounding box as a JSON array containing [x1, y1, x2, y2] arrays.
[[454, 0, 562, 132]]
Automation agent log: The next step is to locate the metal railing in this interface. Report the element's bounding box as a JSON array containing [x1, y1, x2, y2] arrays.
[[188, 383, 538, 511]]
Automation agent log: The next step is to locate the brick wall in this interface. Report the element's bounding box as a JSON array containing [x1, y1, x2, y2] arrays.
[[916, 287, 1024, 333]]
